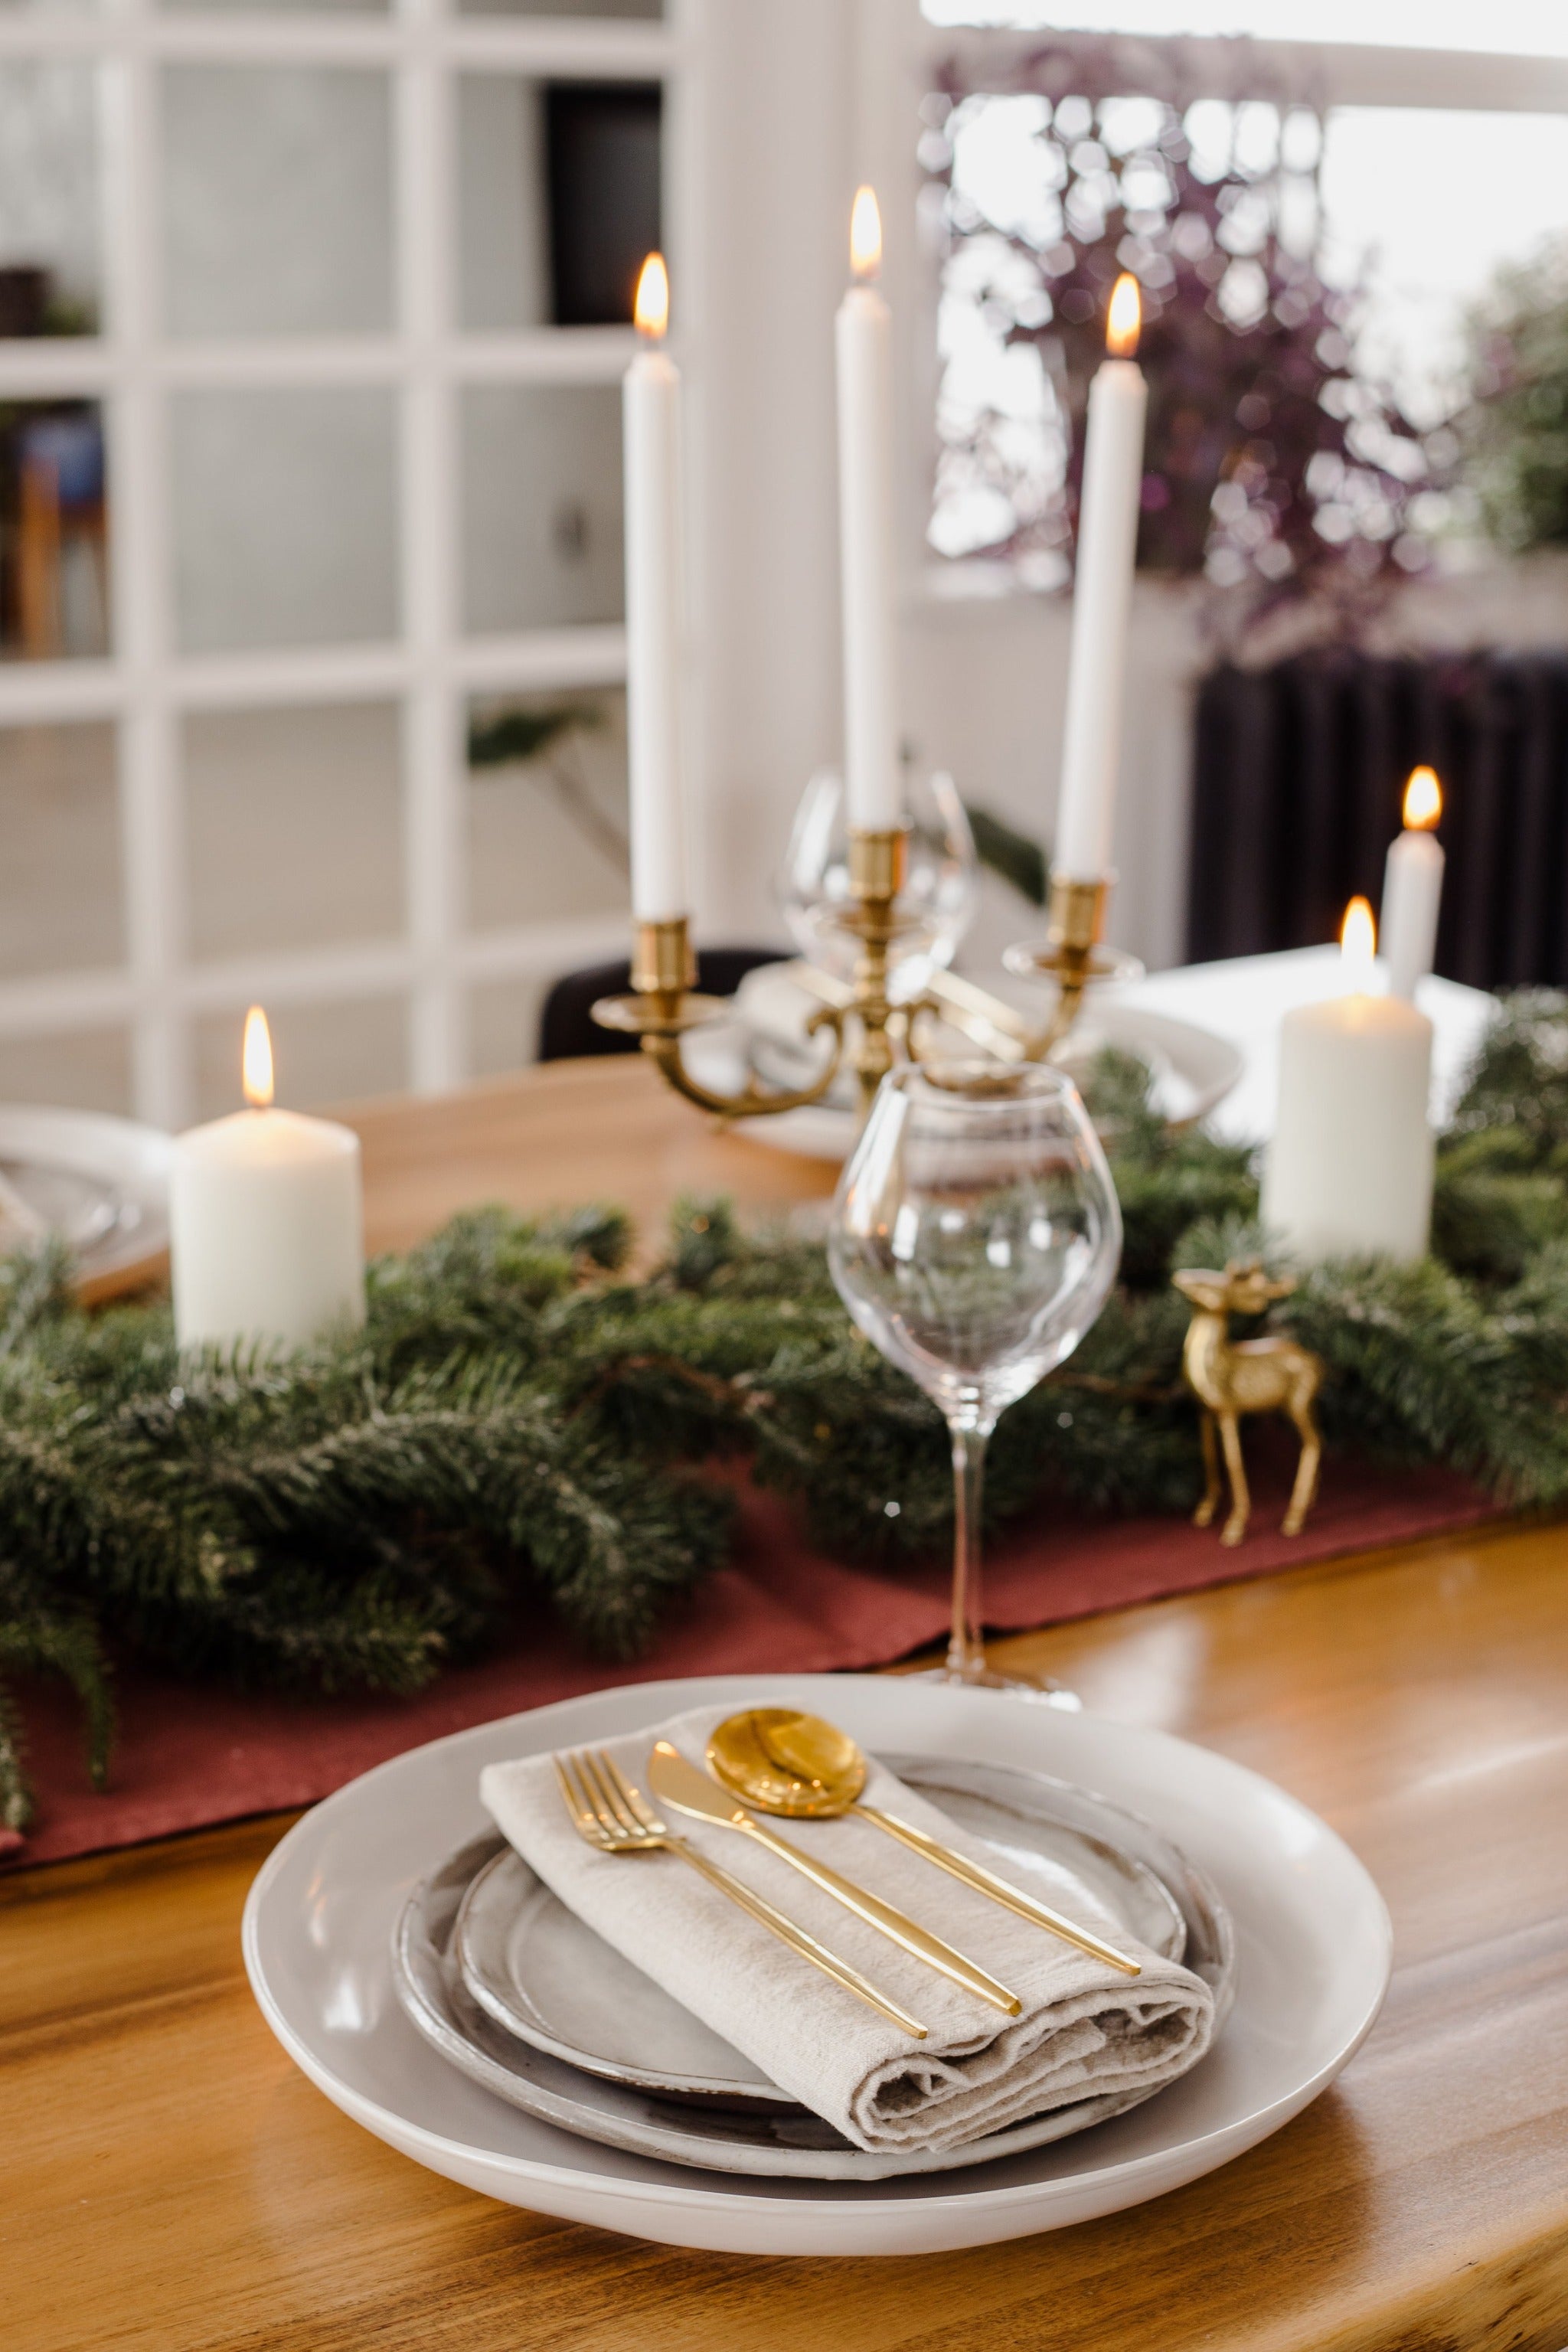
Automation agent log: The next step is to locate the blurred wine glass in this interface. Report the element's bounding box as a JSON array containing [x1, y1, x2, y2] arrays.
[[828, 1063, 1122, 1693], [778, 767, 977, 996]]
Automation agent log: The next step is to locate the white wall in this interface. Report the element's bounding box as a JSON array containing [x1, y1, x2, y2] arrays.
[[684, 0, 1203, 972], [684, 0, 858, 942], [900, 583, 1203, 975]]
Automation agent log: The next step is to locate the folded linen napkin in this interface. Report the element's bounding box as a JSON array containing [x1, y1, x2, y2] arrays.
[[479, 1707, 1216, 2155]]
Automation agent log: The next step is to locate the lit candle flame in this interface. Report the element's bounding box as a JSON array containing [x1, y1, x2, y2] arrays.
[[243, 1005, 274, 1110], [1403, 766, 1442, 831], [633, 252, 669, 340], [1340, 895, 1376, 988], [850, 185, 883, 283], [1106, 272, 1142, 358]]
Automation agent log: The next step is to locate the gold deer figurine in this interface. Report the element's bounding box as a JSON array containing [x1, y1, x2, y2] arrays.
[[1171, 1261, 1325, 1548]]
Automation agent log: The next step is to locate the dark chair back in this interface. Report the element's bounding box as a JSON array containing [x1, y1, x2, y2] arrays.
[[537, 945, 787, 1062]]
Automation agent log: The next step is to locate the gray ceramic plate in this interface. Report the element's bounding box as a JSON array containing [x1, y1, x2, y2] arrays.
[[452, 1756, 1194, 2112], [391, 1755, 1233, 2182]]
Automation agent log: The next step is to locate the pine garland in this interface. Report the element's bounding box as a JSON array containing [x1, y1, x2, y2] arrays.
[[5, 992, 1568, 1836]]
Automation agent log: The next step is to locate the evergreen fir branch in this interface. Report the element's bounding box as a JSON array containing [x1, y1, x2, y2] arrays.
[[0, 1566, 113, 1823], [0, 1238, 75, 1358], [1081, 1055, 1258, 1289], [179, 1563, 457, 1697], [1431, 1128, 1568, 1281], [963, 802, 1047, 906], [1446, 990, 1568, 1156], [5, 995, 1568, 1841], [1281, 1255, 1568, 1503], [466, 701, 602, 770], [0, 1676, 31, 1834]]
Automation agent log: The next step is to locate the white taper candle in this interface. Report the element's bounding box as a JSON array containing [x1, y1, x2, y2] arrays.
[[623, 253, 688, 923], [1380, 766, 1446, 1004], [1055, 273, 1149, 881], [836, 186, 900, 833]]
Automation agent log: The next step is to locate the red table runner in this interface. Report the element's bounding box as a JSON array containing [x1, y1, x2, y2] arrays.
[[7, 1451, 1497, 1867]]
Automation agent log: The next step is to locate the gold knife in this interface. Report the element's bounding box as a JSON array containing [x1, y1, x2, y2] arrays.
[[852, 1807, 1142, 1975], [646, 1740, 1022, 2015]]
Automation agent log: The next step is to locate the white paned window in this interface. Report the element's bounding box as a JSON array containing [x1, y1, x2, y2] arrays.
[[0, 0, 684, 1125]]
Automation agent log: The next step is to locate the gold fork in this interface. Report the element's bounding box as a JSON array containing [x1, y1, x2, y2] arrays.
[[554, 1747, 927, 2040]]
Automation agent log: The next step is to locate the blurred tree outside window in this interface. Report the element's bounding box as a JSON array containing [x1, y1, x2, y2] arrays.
[[922, 30, 1568, 636], [1462, 249, 1568, 557]]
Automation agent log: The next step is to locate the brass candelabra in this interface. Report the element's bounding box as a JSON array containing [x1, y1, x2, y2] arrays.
[[590, 830, 1142, 1125], [997, 872, 1145, 1054]]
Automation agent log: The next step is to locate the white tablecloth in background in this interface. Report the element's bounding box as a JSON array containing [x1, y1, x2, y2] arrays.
[[1118, 948, 1496, 1146]]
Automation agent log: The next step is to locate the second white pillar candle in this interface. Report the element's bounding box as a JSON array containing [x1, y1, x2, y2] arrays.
[[1261, 906, 1434, 1265]]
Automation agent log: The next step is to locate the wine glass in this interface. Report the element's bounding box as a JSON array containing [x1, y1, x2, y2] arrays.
[[777, 766, 978, 997], [828, 1063, 1122, 1693]]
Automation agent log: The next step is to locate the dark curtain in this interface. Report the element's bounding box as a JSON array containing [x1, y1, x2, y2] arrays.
[[1186, 652, 1568, 989]]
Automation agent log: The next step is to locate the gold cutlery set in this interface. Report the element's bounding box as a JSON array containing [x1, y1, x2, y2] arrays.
[[555, 1706, 1140, 2040]]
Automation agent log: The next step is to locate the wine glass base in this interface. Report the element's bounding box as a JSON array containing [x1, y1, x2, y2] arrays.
[[911, 1663, 1083, 1709]]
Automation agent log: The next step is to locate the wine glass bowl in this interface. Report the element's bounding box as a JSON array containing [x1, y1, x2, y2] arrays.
[[778, 766, 978, 995], [828, 1063, 1122, 1689], [829, 1070, 1116, 1429]]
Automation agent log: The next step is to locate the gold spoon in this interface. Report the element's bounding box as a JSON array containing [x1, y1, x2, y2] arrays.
[[706, 1709, 1142, 1978]]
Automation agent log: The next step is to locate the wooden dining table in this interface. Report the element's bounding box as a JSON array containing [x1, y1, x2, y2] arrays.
[[5, 1055, 1567, 2352]]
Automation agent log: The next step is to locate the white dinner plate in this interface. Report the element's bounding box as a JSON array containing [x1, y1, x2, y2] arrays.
[[0, 1103, 172, 1298], [243, 1672, 1391, 2257], [402, 1754, 1227, 2180], [683, 979, 1243, 1164]]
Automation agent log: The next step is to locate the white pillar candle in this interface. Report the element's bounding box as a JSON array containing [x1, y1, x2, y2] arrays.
[[1380, 765, 1446, 1004], [835, 185, 900, 833], [1055, 273, 1149, 880], [1261, 900, 1434, 1265], [170, 1008, 366, 1354], [623, 252, 688, 923]]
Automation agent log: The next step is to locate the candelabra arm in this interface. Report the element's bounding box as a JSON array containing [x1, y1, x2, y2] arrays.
[[643, 1004, 849, 1121], [922, 968, 1031, 1063], [590, 918, 850, 1123], [1001, 873, 1144, 1060], [596, 829, 945, 1127]]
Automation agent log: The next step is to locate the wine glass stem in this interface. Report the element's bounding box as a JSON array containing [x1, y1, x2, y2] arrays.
[[946, 1419, 992, 1681]]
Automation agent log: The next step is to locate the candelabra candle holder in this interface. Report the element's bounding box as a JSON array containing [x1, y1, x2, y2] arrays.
[[592, 851, 1142, 1129], [998, 871, 1145, 1061], [590, 827, 920, 1122]]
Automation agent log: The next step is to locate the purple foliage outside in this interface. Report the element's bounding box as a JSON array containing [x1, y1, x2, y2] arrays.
[[926, 40, 1436, 635]]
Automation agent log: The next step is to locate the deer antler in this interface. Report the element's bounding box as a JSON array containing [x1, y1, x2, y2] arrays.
[[1222, 1256, 1298, 1303]]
